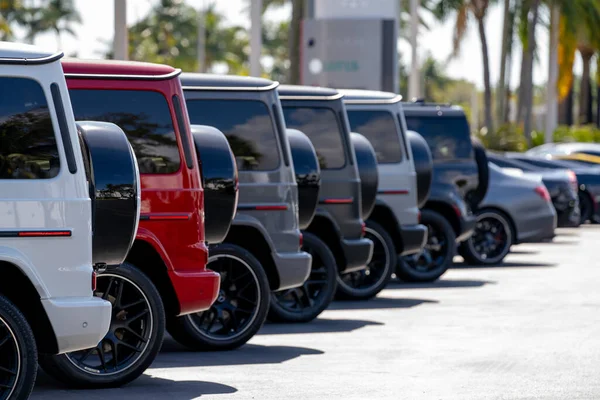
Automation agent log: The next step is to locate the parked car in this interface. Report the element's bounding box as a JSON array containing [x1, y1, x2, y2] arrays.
[[181, 74, 313, 342], [526, 142, 600, 165], [402, 102, 489, 281], [341, 89, 430, 298], [504, 153, 600, 224], [39, 59, 223, 388], [0, 43, 140, 399], [458, 163, 556, 265], [487, 153, 581, 227], [278, 85, 376, 303]]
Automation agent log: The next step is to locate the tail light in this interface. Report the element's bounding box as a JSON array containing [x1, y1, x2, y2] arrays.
[[452, 204, 461, 218], [535, 185, 552, 202], [567, 170, 578, 192], [418, 211, 421, 223], [91, 271, 97, 292], [361, 222, 366, 237], [299, 232, 303, 248]]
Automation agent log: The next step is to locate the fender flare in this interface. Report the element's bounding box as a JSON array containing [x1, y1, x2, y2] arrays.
[[0, 247, 49, 298], [229, 213, 275, 253], [134, 227, 175, 271]]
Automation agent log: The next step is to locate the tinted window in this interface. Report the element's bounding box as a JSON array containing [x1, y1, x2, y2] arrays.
[[283, 107, 346, 169], [69, 89, 180, 174], [405, 116, 472, 160], [186, 99, 280, 171], [347, 110, 402, 163], [0, 77, 60, 179]]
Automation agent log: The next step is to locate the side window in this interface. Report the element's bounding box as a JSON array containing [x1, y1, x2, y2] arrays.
[[282, 106, 346, 169], [0, 77, 60, 179], [185, 99, 281, 171], [347, 110, 402, 163], [69, 89, 181, 174], [404, 115, 472, 160]]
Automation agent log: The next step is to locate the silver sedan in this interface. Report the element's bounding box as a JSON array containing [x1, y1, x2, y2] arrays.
[[458, 163, 557, 265]]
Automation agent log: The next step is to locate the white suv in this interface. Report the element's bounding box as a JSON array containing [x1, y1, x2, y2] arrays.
[[0, 42, 140, 399]]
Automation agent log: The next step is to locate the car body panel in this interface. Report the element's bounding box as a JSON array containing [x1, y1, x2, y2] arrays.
[[483, 164, 557, 244], [63, 59, 218, 316], [181, 73, 311, 291]]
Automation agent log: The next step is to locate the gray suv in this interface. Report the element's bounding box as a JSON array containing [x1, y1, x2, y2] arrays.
[[277, 85, 374, 301], [181, 73, 311, 349]]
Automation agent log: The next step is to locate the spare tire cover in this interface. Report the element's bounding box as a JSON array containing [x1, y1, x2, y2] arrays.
[[77, 121, 140, 268], [469, 137, 489, 209], [287, 128, 321, 230], [191, 125, 238, 244], [350, 132, 378, 220], [406, 130, 433, 208]]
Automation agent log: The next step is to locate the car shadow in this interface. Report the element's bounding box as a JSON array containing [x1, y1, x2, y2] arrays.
[[327, 296, 437, 310], [154, 340, 324, 368], [508, 249, 540, 255], [258, 318, 383, 335], [455, 261, 556, 269], [388, 279, 494, 289], [32, 370, 237, 400]]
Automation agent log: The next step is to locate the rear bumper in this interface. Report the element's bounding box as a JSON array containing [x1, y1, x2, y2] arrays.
[[42, 296, 111, 354], [456, 214, 477, 243], [556, 205, 580, 227], [516, 209, 557, 244], [272, 250, 312, 291], [340, 237, 374, 273], [399, 224, 428, 256], [169, 270, 221, 316]]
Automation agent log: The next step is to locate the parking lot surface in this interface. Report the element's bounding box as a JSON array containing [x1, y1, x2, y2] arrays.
[[32, 226, 600, 400]]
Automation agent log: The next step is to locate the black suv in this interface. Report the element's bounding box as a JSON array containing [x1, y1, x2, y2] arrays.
[[401, 101, 489, 281]]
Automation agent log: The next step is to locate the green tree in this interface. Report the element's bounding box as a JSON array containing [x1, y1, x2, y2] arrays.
[[125, 0, 248, 74], [431, 0, 497, 134], [22, 0, 81, 49]]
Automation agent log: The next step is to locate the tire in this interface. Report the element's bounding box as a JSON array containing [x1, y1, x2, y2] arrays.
[[39, 263, 165, 388], [0, 295, 37, 400], [579, 191, 594, 224], [458, 209, 513, 265], [268, 232, 337, 322], [336, 221, 396, 300], [167, 243, 270, 351], [397, 209, 455, 282]]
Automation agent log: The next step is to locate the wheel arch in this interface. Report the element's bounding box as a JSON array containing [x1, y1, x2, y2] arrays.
[[368, 202, 403, 256], [305, 213, 346, 273], [423, 200, 461, 237], [0, 261, 58, 354], [224, 223, 279, 291], [126, 239, 180, 317]]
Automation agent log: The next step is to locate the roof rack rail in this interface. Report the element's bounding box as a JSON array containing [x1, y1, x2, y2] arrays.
[[410, 98, 452, 107]]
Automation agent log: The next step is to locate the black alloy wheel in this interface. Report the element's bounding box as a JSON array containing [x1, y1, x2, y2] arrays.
[[336, 221, 396, 300], [459, 210, 513, 265], [397, 209, 455, 282], [39, 263, 165, 388], [168, 243, 270, 351], [0, 296, 36, 400], [268, 232, 337, 322]]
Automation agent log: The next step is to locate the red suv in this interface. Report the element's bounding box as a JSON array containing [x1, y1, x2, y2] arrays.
[[39, 59, 220, 388]]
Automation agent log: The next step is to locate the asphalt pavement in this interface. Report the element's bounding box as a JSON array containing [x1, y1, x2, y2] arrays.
[[32, 226, 600, 400]]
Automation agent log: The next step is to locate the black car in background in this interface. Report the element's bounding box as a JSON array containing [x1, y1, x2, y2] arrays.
[[487, 153, 581, 227], [504, 153, 600, 223], [402, 102, 489, 281]]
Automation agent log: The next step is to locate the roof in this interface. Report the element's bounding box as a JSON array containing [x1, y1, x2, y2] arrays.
[[0, 41, 61, 65], [338, 89, 402, 104], [181, 72, 277, 91], [277, 84, 342, 100], [61, 58, 180, 80]]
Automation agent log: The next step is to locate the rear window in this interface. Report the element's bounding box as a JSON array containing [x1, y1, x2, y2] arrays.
[[283, 107, 346, 169], [69, 89, 181, 174], [186, 99, 280, 171], [0, 77, 60, 179], [347, 110, 402, 163], [405, 116, 472, 160]]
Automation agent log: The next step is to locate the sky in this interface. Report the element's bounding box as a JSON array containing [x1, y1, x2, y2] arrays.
[[25, 0, 580, 91]]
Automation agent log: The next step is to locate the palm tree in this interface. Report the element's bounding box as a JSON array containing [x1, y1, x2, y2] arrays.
[[0, 0, 25, 41], [431, 0, 497, 133], [38, 0, 81, 49], [497, 0, 513, 124]]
